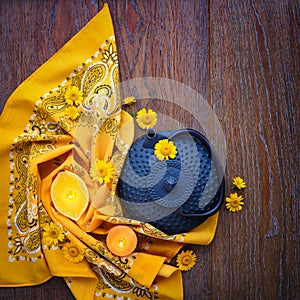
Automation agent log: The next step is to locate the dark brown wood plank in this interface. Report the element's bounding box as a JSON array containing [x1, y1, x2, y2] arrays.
[[210, 0, 299, 299], [0, 277, 75, 300], [1, 0, 299, 299], [0, 0, 99, 112]]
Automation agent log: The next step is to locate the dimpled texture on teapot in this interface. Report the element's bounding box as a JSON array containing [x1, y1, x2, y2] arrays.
[[117, 130, 224, 234]]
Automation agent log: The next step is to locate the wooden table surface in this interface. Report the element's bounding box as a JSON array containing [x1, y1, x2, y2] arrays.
[[0, 1, 299, 299]]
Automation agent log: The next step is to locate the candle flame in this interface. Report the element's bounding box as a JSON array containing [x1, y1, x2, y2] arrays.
[[118, 238, 127, 248], [64, 190, 77, 201]]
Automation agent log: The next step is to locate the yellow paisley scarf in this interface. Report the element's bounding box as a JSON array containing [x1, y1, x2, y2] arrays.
[[0, 4, 219, 299]]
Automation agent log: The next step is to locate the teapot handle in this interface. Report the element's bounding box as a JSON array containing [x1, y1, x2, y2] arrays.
[[169, 129, 225, 218]]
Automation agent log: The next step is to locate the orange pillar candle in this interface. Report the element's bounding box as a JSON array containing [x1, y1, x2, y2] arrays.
[[106, 225, 137, 256]]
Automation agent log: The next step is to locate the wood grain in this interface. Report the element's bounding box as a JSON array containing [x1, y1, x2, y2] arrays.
[[210, 1, 299, 299], [0, 0, 299, 299]]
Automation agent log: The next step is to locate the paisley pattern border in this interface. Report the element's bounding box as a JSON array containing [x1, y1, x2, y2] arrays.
[[5, 34, 178, 298], [7, 36, 119, 262]]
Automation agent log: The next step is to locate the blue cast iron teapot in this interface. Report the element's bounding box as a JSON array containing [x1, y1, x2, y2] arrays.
[[117, 128, 225, 234]]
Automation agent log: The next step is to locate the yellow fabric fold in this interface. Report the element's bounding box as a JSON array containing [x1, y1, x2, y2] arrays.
[[158, 264, 179, 278], [0, 3, 220, 300]]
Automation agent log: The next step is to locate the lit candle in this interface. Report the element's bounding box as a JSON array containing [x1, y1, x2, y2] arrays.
[[106, 225, 137, 257], [50, 171, 89, 221]]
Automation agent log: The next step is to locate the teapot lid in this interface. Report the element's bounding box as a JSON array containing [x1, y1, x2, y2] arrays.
[[117, 128, 225, 234]]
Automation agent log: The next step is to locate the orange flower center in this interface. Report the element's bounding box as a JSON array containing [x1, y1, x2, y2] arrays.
[[98, 167, 107, 177], [160, 146, 171, 156], [68, 246, 79, 257], [70, 93, 78, 100], [141, 114, 152, 124], [182, 256, 191, 265], [231, 199, 239, 207], [49, 229, 59, 238]]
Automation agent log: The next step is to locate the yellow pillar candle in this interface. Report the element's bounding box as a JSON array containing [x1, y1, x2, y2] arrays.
[[50, 170, 89, 221], [106, 225, 137, 257]]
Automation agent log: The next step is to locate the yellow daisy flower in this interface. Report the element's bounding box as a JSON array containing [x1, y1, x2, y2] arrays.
[[154, 139, 177, 160], [225, 193, 244, 212], [43, 222, 65, 245], [176, 250, 197, 271], [123, 96, 136, 106], [62, 242, 84, 263], [64, 106, 80, 120], [232, 176, 246, 189], [90, 160, 115, 184], [65, 86, 83, 106], [136, 108, 157, 129]]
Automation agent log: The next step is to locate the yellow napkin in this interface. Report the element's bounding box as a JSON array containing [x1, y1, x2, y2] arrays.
[[0, 4, 219, 299]]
